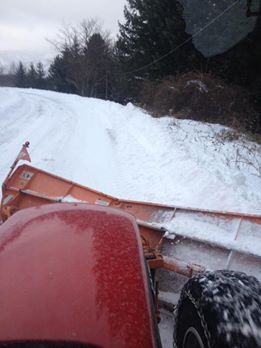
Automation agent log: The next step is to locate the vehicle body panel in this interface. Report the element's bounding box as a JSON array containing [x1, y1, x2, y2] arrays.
[[0, 203, 158, 348]]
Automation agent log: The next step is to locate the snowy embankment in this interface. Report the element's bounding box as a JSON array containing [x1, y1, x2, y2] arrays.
[[0, 87, 260, 214]]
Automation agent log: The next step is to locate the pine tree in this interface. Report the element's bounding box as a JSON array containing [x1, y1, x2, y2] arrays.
[[15, 62, 27, 87], [48, 54, 76, 93], [27, 63, 37, 88], [48, 23, 118, 99], [116, 0, 202, 79], [36, 62, 45, 89], [85, 33, 112, 98]]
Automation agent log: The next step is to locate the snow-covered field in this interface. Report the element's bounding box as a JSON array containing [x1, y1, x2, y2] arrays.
[[0, 87, 260, 214], [0, 87, 260, 348]]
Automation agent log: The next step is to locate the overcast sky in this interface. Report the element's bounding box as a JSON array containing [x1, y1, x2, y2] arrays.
[[0, 0, 126, 67]]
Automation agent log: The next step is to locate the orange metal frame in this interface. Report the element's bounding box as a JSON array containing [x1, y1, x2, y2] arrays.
[[1, 144, 261, 278]]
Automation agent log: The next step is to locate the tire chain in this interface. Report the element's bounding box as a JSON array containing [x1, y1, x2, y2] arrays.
[[184, 290, 212, 348]]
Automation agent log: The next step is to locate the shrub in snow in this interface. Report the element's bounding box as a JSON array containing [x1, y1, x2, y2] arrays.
[[140, 72, 259, 134]]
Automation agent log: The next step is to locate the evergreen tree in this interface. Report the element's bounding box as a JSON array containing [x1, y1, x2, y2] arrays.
[[15, 62, 27, 87], [48, 54, 76, 93], [116, 0, 202, 79], [36, 62, 45, 89], [48, 22, 119, 100], [85, 33, 113, 98], [27, 63, 37, 88]]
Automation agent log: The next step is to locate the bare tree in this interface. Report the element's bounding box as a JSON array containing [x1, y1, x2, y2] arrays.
[[48, 19, 117, 99]]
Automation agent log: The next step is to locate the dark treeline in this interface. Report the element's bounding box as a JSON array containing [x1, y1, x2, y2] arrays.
[[15, 61, 46, 89], [7, 0, 261, 134], [13, 20, 125, 102], [48, 20, 122, 100]]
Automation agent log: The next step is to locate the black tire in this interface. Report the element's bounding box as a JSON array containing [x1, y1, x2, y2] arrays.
[[174, 270, 261, 348]]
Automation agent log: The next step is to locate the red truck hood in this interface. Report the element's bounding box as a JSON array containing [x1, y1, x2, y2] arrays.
[[0, 203, 158, 348]]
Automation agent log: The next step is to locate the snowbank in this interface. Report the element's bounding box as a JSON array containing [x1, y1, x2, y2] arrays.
[[0, 87, 260, 214]]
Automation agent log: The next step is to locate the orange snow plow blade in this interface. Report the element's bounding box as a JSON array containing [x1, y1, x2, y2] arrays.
[[1, 162, 261, 282]]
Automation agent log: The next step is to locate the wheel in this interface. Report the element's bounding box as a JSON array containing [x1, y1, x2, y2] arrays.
[[174, 270, 261, 348]]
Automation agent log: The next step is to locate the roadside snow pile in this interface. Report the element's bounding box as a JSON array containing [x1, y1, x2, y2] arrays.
[[0, 87, 260, 214]]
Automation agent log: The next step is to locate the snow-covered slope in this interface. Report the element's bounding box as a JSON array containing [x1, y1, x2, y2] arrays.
[[0, 87, 260, 214]]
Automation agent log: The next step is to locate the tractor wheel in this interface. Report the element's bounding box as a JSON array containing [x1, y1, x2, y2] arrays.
[[174, 270, 261, 348]]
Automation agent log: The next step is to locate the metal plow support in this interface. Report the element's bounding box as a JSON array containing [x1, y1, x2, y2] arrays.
[[1, 162, 260, 286]]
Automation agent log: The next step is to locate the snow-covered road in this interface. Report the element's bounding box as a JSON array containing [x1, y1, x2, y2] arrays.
[[1, 87, 260, 214]]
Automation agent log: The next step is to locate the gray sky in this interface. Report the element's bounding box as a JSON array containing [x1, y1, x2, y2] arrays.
[[0, 0, 126, 67]]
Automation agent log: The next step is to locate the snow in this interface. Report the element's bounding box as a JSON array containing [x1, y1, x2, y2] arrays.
[[0, 87, 260, 215], [0, 87, 260, 348], [158, 309, 175, 348], [163, 211, 261, 258], [186, 79, 208, 92]]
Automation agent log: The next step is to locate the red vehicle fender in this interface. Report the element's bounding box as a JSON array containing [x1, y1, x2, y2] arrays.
[[0, 203, 160, 348]]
